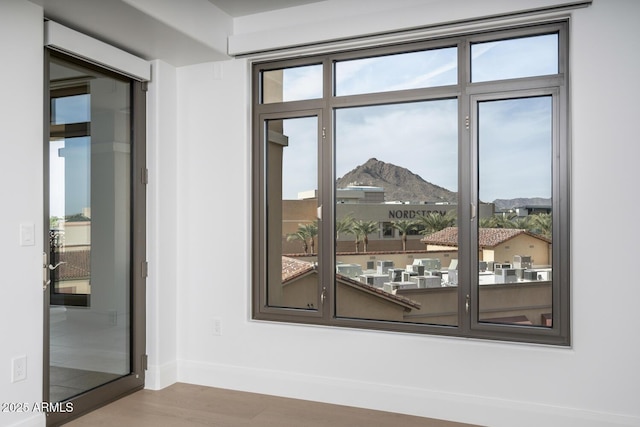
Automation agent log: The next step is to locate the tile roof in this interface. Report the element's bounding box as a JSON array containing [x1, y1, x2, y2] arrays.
[[282, 256, 316, 283], [53, 250, 91, 280], [421, 227, 550, 248], [281, 257, 421, 310], [337, 274, 422, 310]]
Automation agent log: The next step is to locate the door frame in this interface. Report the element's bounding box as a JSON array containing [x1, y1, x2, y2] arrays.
[[43, 48, 147, 426]]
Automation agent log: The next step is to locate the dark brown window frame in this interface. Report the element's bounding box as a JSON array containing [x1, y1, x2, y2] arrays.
[[252, 21, 570, 346]]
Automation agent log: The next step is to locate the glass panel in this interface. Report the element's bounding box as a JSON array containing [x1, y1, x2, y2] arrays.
[[335, 100, 459, 326], [471, 34, 558, 82], [262, 64, 323, 104], [335, 47, 457, 96], [49, 55, 132, 402], [49, 136, 91, 298], [477, 96, 553, 327], [266, 116, 320, 309], [52, 94, 90, 124]]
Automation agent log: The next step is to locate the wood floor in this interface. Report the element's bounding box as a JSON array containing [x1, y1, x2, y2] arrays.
[[66, 382, 479, 427]]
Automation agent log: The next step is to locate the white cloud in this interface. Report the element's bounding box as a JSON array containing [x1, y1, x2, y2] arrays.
[[335, 100, 458, 191], [275, 34, 558, 201]]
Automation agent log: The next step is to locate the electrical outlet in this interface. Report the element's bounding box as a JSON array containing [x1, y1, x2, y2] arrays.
[[213, 318, 222, 336], [11, 356, 27, 383]]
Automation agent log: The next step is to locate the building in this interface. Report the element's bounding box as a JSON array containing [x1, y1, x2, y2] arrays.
[[282, 190, 494, 253], [421, 227, 552, 266], [2, 1, 639, 427], [284, 254, 553, 326], [282, 256, 422, 321]]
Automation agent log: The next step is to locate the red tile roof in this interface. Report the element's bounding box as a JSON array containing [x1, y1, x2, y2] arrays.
[[282, 257, 316, 283], [421, 227, 550, 248], [54, 250, 91, 280], [281, 257, 421, 310], [337, 274, 422, 310]]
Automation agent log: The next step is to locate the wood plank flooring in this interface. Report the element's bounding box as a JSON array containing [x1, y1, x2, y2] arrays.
[[50, 366, 121, 403], [66, 382, 479, 427]]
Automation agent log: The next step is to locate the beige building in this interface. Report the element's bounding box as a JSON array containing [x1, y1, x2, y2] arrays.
[[422, 227, 552, 266], [282, 254, 552, 326], [281, 256, 421, 321], [282, 197, 494, 254]]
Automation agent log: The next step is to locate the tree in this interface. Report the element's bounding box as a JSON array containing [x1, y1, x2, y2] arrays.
[[416, 211, 456, 235], [300, 221, 318, 253], [350, 220, 379, 253], [286, 221, 318, 254], [50, 216, 62, 229], [491, 212, 517, 228], [478, 216, 495, 228], [510, 216, 531, 230], [391, 219, 416, 252], [286, 230, 309, 254], [479, 213, 532, 231], [529, 213, 552, 239], [335, 215, 354, 241]]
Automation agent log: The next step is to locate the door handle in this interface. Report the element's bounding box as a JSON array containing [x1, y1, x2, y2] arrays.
[[43, 252, 66, 291], [43, 252, 50, 291], [48, 262, 66, 270]]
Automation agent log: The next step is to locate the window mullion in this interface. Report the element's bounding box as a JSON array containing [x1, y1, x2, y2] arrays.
[[458, 38, 474, 335]]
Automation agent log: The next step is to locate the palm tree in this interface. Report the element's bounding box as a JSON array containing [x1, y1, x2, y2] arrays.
[[286, 229, 309, 254], [529, 213, 552, 239], [478, 216, 495, 228], [491, 212, 517, 228], [416, 211, 456, 235], [335, 215, 354, 241], [350, 220, 379, 253], [286, 221, 318, 254], [510, 216, 531, 230], [300, 221, 318, 253], [482, 213, 532, 230], [391, 219, 416, 252]]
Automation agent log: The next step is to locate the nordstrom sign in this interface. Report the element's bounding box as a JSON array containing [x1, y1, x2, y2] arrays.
[[388, 209, 449, 219]]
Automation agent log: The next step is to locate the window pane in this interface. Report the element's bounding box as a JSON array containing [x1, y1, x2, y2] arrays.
[[471, 34, 558, 82], [52, 94, 90, 124], [335, 47, 457, 96], [335, 100, 459, 326], [266, 117, 320, 309], [477, 96, 553, 327], [49, 55, 133, 402], [262, 65, 322, 104]]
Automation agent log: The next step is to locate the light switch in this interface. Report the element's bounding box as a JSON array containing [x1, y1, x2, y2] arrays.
[[20, 223, 35, 246]]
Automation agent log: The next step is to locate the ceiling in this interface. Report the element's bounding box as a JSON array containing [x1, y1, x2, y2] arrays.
[[30, 0, 329, 66], [207, 0, 325, 17]]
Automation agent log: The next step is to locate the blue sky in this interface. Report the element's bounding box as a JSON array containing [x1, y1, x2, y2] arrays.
[[279, 34, 557, 202], [49, 95, 91, 218]]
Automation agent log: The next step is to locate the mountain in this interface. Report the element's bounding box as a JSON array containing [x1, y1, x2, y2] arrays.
[[492, 197, 552, 211], [336, 158, 457, 203]]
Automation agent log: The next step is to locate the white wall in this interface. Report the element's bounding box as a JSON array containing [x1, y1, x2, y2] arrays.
[[173, 1, 640, 426], [0, 1, 45, 426], [146, 59, 179, 390]]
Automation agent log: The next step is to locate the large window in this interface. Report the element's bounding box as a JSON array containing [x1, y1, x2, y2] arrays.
[[252, 22, 570, 345]]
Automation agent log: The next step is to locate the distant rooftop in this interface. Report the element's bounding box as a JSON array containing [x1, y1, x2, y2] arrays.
[[281, 256, 421, 309], [422, 227, 551, 248]]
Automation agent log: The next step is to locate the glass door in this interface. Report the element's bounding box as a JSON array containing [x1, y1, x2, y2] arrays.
[[45, 51, 146, 425]]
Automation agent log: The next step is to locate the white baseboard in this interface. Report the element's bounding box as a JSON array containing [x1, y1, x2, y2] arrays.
[[145, 360, 178, 390], [5, 413, 44, 427], [178, 359, 639, 427]]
